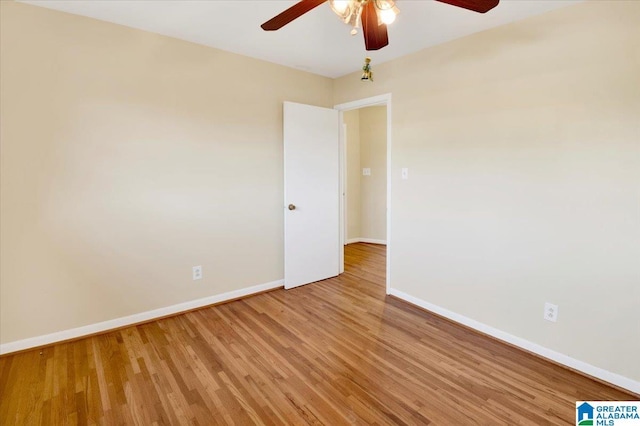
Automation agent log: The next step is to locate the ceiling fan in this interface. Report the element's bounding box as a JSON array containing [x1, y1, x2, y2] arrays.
[[261, 0, 500, 51]]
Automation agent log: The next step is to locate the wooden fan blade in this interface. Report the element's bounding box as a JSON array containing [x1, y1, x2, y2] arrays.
[[361, 1, 389, 51], [261, 0, 328, 31], [435, 0, 499, 13]]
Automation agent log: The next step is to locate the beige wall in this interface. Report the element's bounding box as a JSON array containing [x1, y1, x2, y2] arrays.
[[344, 110, 361, 240], [0, 2, 332, 343], [335, 1, 640, 382], [358, 106, 387, 242]]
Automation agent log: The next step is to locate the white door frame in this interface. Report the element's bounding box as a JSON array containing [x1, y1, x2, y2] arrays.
[[334, 94, 392, 295]]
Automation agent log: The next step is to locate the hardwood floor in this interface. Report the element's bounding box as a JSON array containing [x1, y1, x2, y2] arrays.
[[0, 243, 635, 425]]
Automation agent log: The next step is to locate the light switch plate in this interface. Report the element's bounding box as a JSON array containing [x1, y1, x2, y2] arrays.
[[401, 168, 409, 180], [363, 168, 371, 176]]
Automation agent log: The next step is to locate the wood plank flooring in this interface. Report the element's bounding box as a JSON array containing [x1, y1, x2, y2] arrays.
[[0, 243, 635, 425]]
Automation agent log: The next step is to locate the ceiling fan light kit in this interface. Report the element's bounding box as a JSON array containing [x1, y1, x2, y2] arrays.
[[261, 0, 500, 51], [329, 0, 399, 30]]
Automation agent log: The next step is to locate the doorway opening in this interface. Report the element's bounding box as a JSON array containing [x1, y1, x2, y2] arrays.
[[335, 94, 391, 294]]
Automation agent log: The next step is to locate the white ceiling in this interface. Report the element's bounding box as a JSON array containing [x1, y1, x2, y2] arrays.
[[21, 0, 582, 78]]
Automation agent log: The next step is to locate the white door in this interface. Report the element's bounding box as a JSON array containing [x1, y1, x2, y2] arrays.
[[284, 102, 340, 289]]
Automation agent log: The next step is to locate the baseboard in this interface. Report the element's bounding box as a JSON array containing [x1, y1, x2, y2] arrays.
[[0, 279, 284, 356], [345, 238, 387, 245], [389, 288, 640, 395]]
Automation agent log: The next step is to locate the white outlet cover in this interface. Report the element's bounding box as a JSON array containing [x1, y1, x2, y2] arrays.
[[192, 265, 202, 280], [544, 302, 558, 322], [362, 168, 371, 176]]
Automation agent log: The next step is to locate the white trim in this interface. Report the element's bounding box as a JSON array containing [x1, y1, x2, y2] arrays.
[[389, 288, 640, 395], [334, 93, 392, 295], [339, 122, 347, 274], [334, 94, 390, 110], [385, 97, 392, 296], [345, 238, 387, 245], [0, 279, 284, 355]]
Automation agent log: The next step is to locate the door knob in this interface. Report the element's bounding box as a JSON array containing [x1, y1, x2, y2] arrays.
[[288, 204, 296, 210]]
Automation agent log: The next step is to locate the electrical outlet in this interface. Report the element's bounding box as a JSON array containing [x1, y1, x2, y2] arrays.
[[544, 302, 558, 322], [192, 266, 202, 281], [362, 168, 371, 176]]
